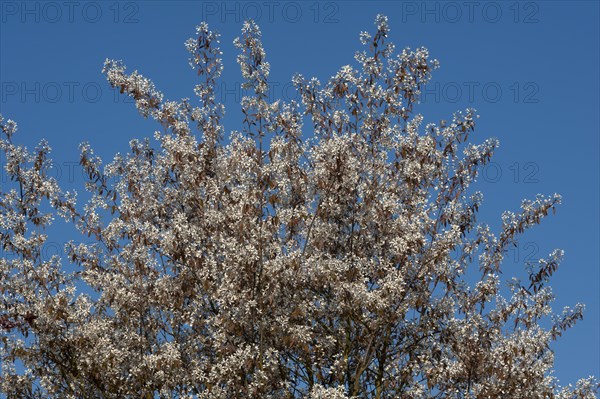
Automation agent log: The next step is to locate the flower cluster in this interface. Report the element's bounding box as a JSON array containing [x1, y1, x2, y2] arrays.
[[1, 15, 597, 399]]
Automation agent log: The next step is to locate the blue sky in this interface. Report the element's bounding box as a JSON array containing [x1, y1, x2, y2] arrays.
[[1, 0, 598, 387]]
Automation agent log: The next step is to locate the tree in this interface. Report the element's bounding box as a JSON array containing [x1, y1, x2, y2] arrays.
[[0, 14, 597, 399]]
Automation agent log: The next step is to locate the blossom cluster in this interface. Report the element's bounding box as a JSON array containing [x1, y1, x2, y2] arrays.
[[0, 15, 597, 399]]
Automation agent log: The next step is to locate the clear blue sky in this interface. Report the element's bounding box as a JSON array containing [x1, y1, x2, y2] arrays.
[[1, 0, 598, 387]]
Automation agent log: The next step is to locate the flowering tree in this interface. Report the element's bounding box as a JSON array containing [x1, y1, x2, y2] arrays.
[[0, 15, 597, 399]]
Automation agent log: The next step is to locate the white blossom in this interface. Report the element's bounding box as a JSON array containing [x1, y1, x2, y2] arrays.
[[0, 16, 596, 399]]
